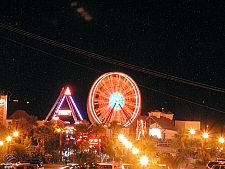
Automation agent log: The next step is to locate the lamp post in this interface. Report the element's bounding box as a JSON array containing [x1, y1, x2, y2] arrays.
[[202, 132, 208, 147], [140, 155, 148, 169], [132, 148, 139, 155], [6, 136, 12, 154], [219, 137, 224, 151], [57, 128, 63, 162], [124, 141, 132, 163], [190, 129, 195, 138], [0, 141, 3, 153], [13, 131, 19, 143], [190, 129, 195, 148]]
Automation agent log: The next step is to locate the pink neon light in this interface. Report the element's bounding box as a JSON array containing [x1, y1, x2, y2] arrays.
[[64, 87, 71, 96], [55, 96, 65, 114]]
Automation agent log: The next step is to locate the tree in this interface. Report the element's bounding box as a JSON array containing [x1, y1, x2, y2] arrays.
[[88, 123, 106, 138], [14, 116, 38, 145], [173, 128, 189, 148], [10, 143, 27, 161], [159, 153, 188, 169], [196, 148, 211, 165], [33, 125, 54, 156]]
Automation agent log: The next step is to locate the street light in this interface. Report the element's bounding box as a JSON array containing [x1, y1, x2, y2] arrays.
[[202, 132, 209, 147], [6, 136, 12, 153], [219, 137, 224, 150], [190, 129, 195, 135], [124, 141, 132, 163], [57, 128, 63, 162], [140, 155, 148, 169], [13, 131, 19, 143], [0, 141, 3, 146], [202, 132, 209, 139], [118, 134, 125, 141], [13, 131, 19, 137], [132, 148, 139, 155]]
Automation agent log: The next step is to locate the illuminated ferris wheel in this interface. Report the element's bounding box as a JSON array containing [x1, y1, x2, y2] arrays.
[[87, 72, 141, 127]]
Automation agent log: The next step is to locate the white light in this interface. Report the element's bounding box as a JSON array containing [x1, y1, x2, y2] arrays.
[[219, 137, 224, 143], [140, 156, 148, 165], [190, 129, 195, 135], [149, 128, 161, 139], [202, 132, 209, 139]]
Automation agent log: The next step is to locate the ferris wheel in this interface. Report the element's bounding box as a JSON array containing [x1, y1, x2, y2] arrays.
[[87, 72, 141, 127]]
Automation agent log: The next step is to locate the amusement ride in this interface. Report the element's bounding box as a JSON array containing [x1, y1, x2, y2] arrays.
[[45, 72, 142, 129], [87, 72, 142, 127]]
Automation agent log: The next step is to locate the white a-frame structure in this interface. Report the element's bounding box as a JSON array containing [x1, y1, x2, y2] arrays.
[[45, 87, 83, 123]]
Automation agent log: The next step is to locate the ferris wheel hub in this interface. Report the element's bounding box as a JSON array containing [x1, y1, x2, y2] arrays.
[[109, 92, 124, 110]]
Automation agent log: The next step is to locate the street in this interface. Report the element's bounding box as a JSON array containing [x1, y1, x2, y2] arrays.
[[44, 164, 67, 169]]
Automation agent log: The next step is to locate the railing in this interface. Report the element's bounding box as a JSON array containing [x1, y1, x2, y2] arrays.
[[157, 139, 171, 146]]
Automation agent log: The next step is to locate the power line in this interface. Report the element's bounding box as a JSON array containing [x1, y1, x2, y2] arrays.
[[1, 23, 225, 94], [1, 34, 225, 115]]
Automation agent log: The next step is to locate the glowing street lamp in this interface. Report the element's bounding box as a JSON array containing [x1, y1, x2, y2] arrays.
[[219, 137, 224, 144], [6, 136, 12, 142], [0, 141, 3, 146], [132, 147, 139, 155], [190, 129, 195, 135], [118, 134, 125, 141], [6, 136, 12, 153], [125, 141, 132, 149], [202, 132, 209, 147], [13, 131, 19, 137], [202, 132, 209, 139], [57, 128, 63, 162], [219, 137, 224, 149], [140, 155, 148, 168]]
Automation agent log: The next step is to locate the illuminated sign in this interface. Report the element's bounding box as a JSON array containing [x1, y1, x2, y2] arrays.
[[58, 110, 72, 116]]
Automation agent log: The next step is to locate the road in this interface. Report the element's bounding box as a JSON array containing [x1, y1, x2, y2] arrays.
[[44, 164, 68, 169]]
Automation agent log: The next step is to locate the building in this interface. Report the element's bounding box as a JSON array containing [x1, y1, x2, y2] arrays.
[[0, 93, 7, 126], [136, 110, 201, 145]]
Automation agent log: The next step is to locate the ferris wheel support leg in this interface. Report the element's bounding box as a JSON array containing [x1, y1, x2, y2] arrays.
[[119, 104, 135, 128], [103, 103, 116, 125], [44, 93, 64, 121]]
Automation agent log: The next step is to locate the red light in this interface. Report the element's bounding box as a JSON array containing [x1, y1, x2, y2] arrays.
[[64, 87, 71, 96]]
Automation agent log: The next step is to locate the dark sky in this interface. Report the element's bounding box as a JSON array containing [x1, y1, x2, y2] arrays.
[[1, 1, 225, 128]]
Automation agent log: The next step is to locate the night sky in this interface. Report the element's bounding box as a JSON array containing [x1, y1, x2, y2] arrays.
[[1, 1, 225, 129]]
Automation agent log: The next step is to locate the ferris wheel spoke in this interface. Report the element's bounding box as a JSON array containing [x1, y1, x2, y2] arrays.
[[119, 79, 129, 94], [119, 104, 134, 126], [102, 103, 116, 125], [121, 86, 134, 96]]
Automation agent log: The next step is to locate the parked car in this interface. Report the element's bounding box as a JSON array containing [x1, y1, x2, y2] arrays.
[[13, 163, 40, 169], [17, 160, 44, 169], [206, 161, 219, 169], [217, 158, 225, 162], [211, 164, 225, 169]]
